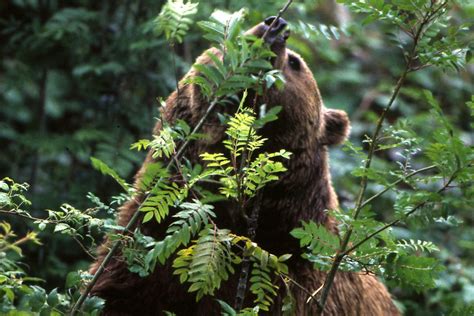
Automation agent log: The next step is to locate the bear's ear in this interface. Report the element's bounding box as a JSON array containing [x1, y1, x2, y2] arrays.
[[321, 109, 350, 146]]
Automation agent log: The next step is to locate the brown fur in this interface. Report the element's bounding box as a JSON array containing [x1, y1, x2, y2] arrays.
[[90, 20, 400, 316]]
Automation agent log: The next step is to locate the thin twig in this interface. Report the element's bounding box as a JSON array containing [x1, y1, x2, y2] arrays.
[[360, 164, 437, 209], [0, 210, 46, 222], [278, 274, 323, 310], [343, 169, 458, 256], [73, 236, 97, 260]]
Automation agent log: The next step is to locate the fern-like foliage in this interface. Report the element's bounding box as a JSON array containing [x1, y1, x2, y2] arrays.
[[200, 106, 291, 199], [249, 263, 278, 311], [149, 129, 176, 159], [124, 10, 292, 308], [223, 107, 265, 158], [243, 151, 290, 197], [90, 157, 131, 193], [122, 230, 156, 277], [294, 215, 446, 289], [131, 125, 179, 159], [338, 0, 468, 71], [295, 21, 347, 41], [291, 221, 340, 255], [173, 227, 239, 300], [149, 200, 216, 266], [231, 234, 290, 310], [140, 181, 187, 223], [172, 226, 291, 305], [154, 0, 199, 44], [231, 234, 290, 274], [290, 221, 341, 270], [396, 239, 439, 254]]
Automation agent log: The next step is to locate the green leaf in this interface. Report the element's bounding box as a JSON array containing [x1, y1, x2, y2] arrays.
[[225, 9, 246, 42], [143, 211, 154, 223], [396, 239, 439, 254], [216, 299, 237, 316], [46, 288, 60, 307], [130, 139, 151, 151], [0, 192, 11, 206], [278, 254, 292, 262], [65, 271, 81, 288], [290, 221, 340, 269], [0, 180, 9, 191], [53, 223, 71, 233], [172, 228, 236, 300], [90, 157, 130, 193], [3, 287, 15, 302]]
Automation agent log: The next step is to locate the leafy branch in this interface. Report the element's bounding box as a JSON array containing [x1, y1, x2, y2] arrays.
[[316, 0, 465, 312]]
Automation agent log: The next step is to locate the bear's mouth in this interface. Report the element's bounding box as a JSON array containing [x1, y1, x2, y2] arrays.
[[262, 16, 290, 46]]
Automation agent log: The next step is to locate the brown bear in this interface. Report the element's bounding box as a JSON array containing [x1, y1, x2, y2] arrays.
[[90, 17, 400, 316]]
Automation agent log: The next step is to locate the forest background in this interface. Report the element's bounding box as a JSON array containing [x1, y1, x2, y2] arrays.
[[0, 0, 473, 315]]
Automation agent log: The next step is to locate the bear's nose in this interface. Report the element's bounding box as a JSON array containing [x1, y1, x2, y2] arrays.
[[264, 16, 288, 33], [262, 16, 289, 45]]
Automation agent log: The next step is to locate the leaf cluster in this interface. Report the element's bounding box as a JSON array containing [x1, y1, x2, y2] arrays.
[[201, 106, 291, 202], [154, 0, 199, 44]]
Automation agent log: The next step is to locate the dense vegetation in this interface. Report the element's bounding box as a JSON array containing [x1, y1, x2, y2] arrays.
[[0, 0, 472, 315]]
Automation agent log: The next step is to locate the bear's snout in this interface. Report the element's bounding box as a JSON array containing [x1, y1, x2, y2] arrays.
[[262, 16, 290, 45], [264, 16, 287, 32]]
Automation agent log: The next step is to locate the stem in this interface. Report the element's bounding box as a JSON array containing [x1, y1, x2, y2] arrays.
[[0, 210, 44, 222], [71, 98, 220, 315], [234, 192, 263, 310]]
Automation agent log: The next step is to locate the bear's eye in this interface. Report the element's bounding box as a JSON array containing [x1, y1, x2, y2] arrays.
[[288, 54, 301, 71]]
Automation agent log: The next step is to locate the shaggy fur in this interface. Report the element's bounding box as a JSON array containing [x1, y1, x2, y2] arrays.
[[90, 20, 400, 316]]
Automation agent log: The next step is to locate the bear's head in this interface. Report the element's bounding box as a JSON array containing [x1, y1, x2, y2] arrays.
[[245, 16, 350, 150], [163, 17, 350, 155]]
